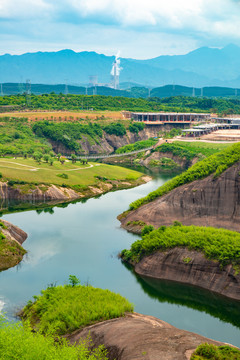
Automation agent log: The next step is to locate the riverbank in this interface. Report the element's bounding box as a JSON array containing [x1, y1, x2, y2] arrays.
[[120, 224, 240, 301], [0, 158, 151, 204], [0, 219, 27, 270]]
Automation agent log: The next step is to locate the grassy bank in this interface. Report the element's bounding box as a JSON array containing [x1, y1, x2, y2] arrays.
[[21, 278, 133, 336], [120, 224, 240, 267], [0, 158, 142, 187], [155, 141, 230, 161], [129, 142, 240, 211], [115, 139, 157, 154], [0, 221, 26, 271], [0, 318, 108, 360]]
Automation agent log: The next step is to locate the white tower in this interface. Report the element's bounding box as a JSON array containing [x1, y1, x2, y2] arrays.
[[111, 53, 122, 89]]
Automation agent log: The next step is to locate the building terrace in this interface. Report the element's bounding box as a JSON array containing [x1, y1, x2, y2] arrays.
[[131, 112, 211, 123]]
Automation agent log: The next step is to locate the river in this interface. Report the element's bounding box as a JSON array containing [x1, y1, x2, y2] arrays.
[[1, 169, 240, 347]]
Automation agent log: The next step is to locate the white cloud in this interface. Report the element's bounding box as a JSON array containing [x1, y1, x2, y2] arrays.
[[0, 0, 52, 19], [1, 0, 240, 57]]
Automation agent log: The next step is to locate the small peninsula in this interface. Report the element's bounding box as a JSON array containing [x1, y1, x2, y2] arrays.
[[120, 224, 240, 300]]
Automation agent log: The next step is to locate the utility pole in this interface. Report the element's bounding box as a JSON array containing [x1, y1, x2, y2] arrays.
[[201, 87, 203, 97], [192, 87, 195, 97], [64, 79, 68, 95], [0, 84, 3, 96], [26, 79, 31, 107]]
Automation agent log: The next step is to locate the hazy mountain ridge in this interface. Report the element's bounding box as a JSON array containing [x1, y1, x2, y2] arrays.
[[1, 45, 240, 87]]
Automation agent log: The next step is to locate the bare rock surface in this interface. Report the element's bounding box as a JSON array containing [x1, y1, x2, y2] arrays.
[[68, 313, 233, 360], [134, 248, 240, 301], [120, 161, 240, 232], [0, 219, 27, 271], [1, 219, 27, 245]]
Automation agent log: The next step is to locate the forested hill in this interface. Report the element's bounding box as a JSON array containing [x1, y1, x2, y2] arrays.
[[1, 93, 240, 115], [2, 83, 240, 99]]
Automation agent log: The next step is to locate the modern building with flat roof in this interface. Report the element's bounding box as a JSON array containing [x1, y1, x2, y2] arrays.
[[131, 112, 211, 123]]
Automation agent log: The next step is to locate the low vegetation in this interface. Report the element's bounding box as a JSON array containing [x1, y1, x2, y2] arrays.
[[0, 158, 142, 188], [191, 343, 240, 360], [115, 139, 157, 154], [0, 318, 108, 360], [129, 142, 240, 210], [21, 277, 134, 336], [120, 223, 240, 266], [2, 93, 240, 115], [0, 117, 51, 156]]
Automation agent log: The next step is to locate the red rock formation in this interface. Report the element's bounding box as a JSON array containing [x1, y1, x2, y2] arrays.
[[68, 313, 235, 360], [134, 248, 240, 301]]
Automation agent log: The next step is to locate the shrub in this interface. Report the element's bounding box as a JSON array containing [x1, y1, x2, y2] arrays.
[[21, 281, 134, 336], [121, 224, 240, 266], [57, 173, 68, 179], [191, 343, 240, 359]]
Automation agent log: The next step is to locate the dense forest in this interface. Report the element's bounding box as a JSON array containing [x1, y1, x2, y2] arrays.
[[1, 93, 240, 114], [0, 117, 146, 156]]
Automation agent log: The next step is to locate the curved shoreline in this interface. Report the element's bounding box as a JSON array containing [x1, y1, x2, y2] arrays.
[[123, 247, 240, 301], [0, 175, 152, 208]]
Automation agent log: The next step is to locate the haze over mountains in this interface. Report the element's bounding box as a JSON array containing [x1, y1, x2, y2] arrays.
[[1, 44, 240, 88]]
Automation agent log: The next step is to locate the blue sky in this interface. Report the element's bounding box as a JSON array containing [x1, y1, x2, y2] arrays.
[[1, 0, 240, 58]]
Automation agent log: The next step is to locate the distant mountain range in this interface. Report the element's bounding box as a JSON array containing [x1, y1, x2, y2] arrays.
[[1, 45, 240, 88]]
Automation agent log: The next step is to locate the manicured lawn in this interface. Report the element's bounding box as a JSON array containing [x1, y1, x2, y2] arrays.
[[0, 158, 142, 186]]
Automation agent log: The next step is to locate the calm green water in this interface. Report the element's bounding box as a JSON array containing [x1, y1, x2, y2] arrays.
[[1, 172, 240, 347]]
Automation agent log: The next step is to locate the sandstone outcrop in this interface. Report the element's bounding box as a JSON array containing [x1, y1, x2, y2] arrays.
[[0, 219, 27, 271], [133, 248, 240, 301], [120, 161, 240, 232], [50, 130, 152, 155], [0, 176, 151, 206], [1, 219, 27, 245], [68, 313, 235, 360]]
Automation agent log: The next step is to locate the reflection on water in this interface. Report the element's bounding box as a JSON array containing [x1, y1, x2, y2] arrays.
[[0, 168, 240, 347], [123, 262, 240, 329]]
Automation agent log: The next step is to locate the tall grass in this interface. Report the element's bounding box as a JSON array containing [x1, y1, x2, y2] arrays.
[[0, 318, 108, 360], [22, 284, 134, 336]]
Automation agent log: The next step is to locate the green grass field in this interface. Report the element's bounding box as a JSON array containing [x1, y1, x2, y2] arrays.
[[0, 158, 142, 186], [174, 141, 231, 157]]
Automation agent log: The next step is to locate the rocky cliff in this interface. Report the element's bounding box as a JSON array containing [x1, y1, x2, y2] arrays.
[[0, 176, 151, 206], [0, 219, 27, 271], [120, 161, 240, 232], [1, 219, 27, 245], [68, 313, 234, 360], [50, 129, 154, 155], [134, 248, 240, 301]]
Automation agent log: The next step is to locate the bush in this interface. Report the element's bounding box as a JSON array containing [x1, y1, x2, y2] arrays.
[[191, 343, 240, 359], [22, 281, 134, 336], [103, 123, 126, 136], [121, 224, 240, 266], [57, 173, 68, 179], [116, 139, 157, 154]]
